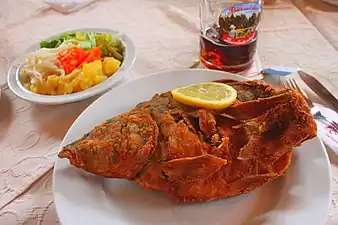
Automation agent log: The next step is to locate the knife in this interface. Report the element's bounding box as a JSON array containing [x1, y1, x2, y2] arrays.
[[298, 70, 338, 112]]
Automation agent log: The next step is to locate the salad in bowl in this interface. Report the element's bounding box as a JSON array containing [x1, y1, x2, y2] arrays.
[[8, 28, 135, 104]]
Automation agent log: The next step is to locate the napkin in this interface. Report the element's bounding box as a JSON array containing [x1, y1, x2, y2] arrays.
[[263, 66, 338, 154], [315, 104, 338, 154], [43, 0, 100, 13]]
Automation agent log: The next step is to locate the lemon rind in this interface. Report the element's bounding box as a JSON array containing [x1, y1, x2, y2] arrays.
[[171, 82, 237, 110]]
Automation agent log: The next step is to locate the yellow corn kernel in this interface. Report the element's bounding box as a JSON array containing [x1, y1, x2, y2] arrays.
[[79, 78, 90, 90], [64, 84, 73, 94], [60, 69, 81, 84], [94, 75, 107, 84], [87, 77, 94, 88], [47, 75, 60, 84], [45, 76, 60, 94], [30, 86, 38, 93], [82, 60, 103, 79], [102, 57, 121, 77], [57, 84, 66, 95], [39, 84, 54, 95], [24, 83, 30, 90], [71, 78, 81, 92], [44, 82, 54, 94]]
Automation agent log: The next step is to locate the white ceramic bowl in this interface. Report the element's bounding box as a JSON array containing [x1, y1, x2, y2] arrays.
[[7, 28, 136, 105]]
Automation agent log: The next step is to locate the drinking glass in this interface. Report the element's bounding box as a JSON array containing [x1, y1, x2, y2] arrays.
[[199, 0, 262, 72]]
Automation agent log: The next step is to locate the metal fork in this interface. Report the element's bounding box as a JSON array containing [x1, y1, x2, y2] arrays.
[[284, 77, 338, 133]]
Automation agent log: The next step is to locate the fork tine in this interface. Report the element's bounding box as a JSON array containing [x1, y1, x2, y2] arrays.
[[331, 121, 338, 132], [333, 121, 338, 127], [291, 78, 309, 99], [282, 79, 289, 88], [329, 123, 338, 133], [282, 77, 291, 89], [285, 79, 291, 88], [283, 78, 293, 89], [289, 78, 297, 89], [323, 119, 338, 132], [285, 78, 314, 108]]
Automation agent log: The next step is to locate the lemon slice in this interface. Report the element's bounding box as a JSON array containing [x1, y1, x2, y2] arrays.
[[171, 82, 237, 110]]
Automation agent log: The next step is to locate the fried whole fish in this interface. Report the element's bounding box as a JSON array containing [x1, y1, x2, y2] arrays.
[[58, 80, 317, 203]]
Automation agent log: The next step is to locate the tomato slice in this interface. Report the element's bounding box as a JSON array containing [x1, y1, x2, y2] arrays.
[[58, 46, 90, 74], [58, 45, 102, 74], [79, 45, 102, 67]]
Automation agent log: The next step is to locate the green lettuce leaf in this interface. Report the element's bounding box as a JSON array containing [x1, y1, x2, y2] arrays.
[[94, 33, 121, 56]]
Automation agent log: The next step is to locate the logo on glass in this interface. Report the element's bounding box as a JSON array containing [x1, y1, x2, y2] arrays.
[[219, 2, 262, 46]]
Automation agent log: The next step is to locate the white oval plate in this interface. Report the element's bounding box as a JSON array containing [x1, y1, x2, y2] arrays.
[[7, 28, 136, 105], [53, 69, 331, 225]]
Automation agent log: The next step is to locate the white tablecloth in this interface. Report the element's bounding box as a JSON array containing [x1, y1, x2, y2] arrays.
[[0, 0, 338, 224]]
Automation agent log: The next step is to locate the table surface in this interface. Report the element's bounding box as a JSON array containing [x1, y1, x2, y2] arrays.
[[1, 0, 338, 224]]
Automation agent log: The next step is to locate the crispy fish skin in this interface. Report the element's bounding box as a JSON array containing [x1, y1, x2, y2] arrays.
[[58, 80, 317, 203], [136, 89, 316, 202], [58, 110, 158, 179]]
